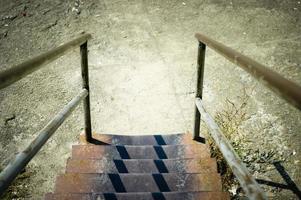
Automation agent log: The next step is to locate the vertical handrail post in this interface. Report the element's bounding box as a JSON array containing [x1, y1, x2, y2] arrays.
[[193, 42, 206, 140], [80, 41, 92, 142]]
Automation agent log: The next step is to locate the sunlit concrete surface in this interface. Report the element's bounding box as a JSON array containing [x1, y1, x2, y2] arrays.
[[0, 0, 300, 198]]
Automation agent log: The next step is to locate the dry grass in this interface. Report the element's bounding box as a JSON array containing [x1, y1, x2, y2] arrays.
[[205, 87, 253, 195], [0, 167, 34, 200]]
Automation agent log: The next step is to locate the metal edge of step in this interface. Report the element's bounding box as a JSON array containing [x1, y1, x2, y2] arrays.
[[79, 133, 203, 145], [45, 191, 230, 200], [71, 144, 212, 160], [71, 144, 211, 152], [54, 172, 223, 193], [55, 172, 223, 178], [72, 143, 209, 148], [66, 157, 217, 163], [65, 157, 218, 174]]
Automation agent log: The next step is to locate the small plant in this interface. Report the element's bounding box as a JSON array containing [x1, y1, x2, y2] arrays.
[[205, 87, 253, 197]]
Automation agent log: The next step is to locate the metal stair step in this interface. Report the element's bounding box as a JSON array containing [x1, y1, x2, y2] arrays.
[[44, 134, 229, 199], [66, 158, 217, 174], [54, 173, 222, 193], [71, 144, 211, 160], [45, 191, 230, 200], [79, 133, 205, 146]]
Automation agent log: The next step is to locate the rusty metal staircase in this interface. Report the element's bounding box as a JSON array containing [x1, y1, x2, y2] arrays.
[[1, 32, 300, 199], [45, 133, 230, 200]]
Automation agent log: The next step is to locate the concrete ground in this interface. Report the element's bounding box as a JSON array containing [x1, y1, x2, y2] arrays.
[[0, 0, 300, 199]]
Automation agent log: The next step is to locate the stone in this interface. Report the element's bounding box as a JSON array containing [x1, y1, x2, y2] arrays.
[[4, 114, 16, 125]]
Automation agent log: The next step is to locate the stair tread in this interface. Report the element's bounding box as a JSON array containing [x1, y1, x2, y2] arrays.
[[54, 173, 222, 193], [45, 191, 230, 200], [66, 158, 217, 174], [80, 133, 205, 145], [72, 144, 211, 160], [45, 133, 229, 199]]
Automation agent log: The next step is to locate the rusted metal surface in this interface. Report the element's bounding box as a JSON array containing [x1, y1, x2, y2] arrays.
[[0, 89, 88, 195], [193, 42, 206, 139], [0, 33, 92, 89], [195, 98, 267, 200], [45, 191, 230, 200], [80, 42, 92, 142], [71, 144, 211, 160], [195, 33, 301, 110], [66, 158, 217, 174], [54, 173, 222, 193], [47, 133, 228, 199], [45, 193, 92, 200]]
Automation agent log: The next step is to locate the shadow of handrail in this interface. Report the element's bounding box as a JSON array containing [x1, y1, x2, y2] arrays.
[[193, 136, 206, 144], [89, 138, 110, 145], [256, 162, 301, 198]]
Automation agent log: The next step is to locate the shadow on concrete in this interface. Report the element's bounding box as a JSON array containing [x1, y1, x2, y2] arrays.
[[256, 162, 301, 198]]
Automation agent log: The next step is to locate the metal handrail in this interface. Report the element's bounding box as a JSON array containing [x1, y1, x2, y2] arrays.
[[196, 98, 266, 199], [0, 34, 92, 195], [0, 33, 91, 89], [193, 33, 301, 199], [0, 89, 88, 194], [195, 33, 301, 110]]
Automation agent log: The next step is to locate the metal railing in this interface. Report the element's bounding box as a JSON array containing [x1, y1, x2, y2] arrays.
[[1, 31, 300, 198], [193, 33, 301, 200], [0, 33, 92, 195]]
